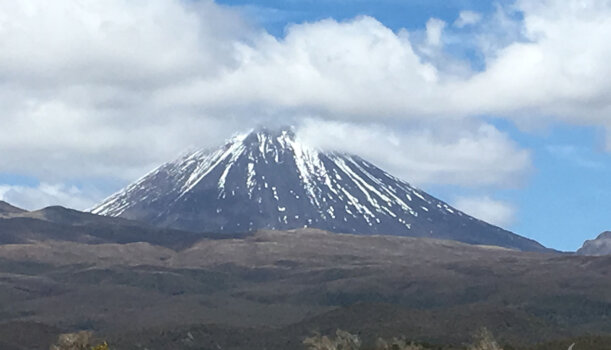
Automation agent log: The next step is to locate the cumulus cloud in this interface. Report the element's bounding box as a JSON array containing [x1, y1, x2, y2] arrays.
[[165, 16, 444, 119], [0, 0, 249, 181], [454, 0, 611, 127], [167, 0, 611, 125], [297, 119, 531, 187], [0, 0, 247, 85], [453, 196, 516, 227], [0, 0, 611, 208]]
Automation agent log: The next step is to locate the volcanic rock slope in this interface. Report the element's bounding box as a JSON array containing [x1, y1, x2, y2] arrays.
[[578, 231, 611, 256], [91, 128, 546, 252]]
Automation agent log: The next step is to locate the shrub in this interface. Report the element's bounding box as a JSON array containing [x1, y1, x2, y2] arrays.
[[304, 330, 428, 350], [303, 328, 512, 350], [375, 337, 425, 350], [50, 331, 93, 350], [304, 330, 362, 350], [91, 342, 109, 350], [49, 331, 109, 350], [468, 328, 503, 350]]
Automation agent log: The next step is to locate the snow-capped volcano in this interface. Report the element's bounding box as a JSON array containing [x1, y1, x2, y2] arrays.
[[92, 127, 547, 252]]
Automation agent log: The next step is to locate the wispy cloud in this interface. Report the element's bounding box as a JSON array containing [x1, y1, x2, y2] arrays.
[[453, 196, 516, 228], [454, 10, 482, 28], [0, 183, 101, 211], [546, 145, 605, 169]]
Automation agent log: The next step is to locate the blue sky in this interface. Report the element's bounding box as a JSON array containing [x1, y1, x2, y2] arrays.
[[427, 123, 611, 251], [219, 0, 498, 33], [0, 0, 609, 252], [502, 125, 611, 250]]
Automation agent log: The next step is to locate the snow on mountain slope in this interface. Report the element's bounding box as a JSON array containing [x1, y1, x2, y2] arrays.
[[91, 127, 547, 252]]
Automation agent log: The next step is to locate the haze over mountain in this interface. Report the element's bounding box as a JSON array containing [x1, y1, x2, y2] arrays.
[[578, 231, 611, 256], [92, 127, 547, 252]]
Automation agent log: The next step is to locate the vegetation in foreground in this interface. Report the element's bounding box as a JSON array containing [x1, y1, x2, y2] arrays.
[[49, 331, 108, 350], [301, 328, 605, 350], [304, 328, 503, 350], [44, 328, 608, 350]]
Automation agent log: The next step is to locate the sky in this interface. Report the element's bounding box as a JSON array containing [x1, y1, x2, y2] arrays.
[[0, 0, 610, 251]]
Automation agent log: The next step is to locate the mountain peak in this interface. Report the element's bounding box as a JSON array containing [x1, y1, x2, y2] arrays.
[[577, 231, 611, 256], [240, 126, 299, 151], [91, 127, 548, 252], [250, 125, 296, 137], [0, 200, 27, 216], [597, 231, 611, 239]]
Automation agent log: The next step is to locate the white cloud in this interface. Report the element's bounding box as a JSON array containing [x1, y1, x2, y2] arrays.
[[454, 0, 611, 127], [425, 18, 446, 46], [0, 0, 247, 85], [0, 0, 249, 181], [169, 0, 611, 127], [453, 196, 516, 227], [454, 10, 482, 28], [0, 0, 611, 209], [473, 4, 525, 57], [297, 119, 531, 187], [166, 16, 444, 118]]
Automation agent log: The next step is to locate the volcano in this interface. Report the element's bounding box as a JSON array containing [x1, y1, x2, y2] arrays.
[[91, 127, 547, 252]]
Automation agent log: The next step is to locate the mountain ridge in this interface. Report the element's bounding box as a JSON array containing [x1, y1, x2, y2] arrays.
[[0, 200, 27, 217], [0, 203, 204, 249], [91, 127, 548, 252]]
